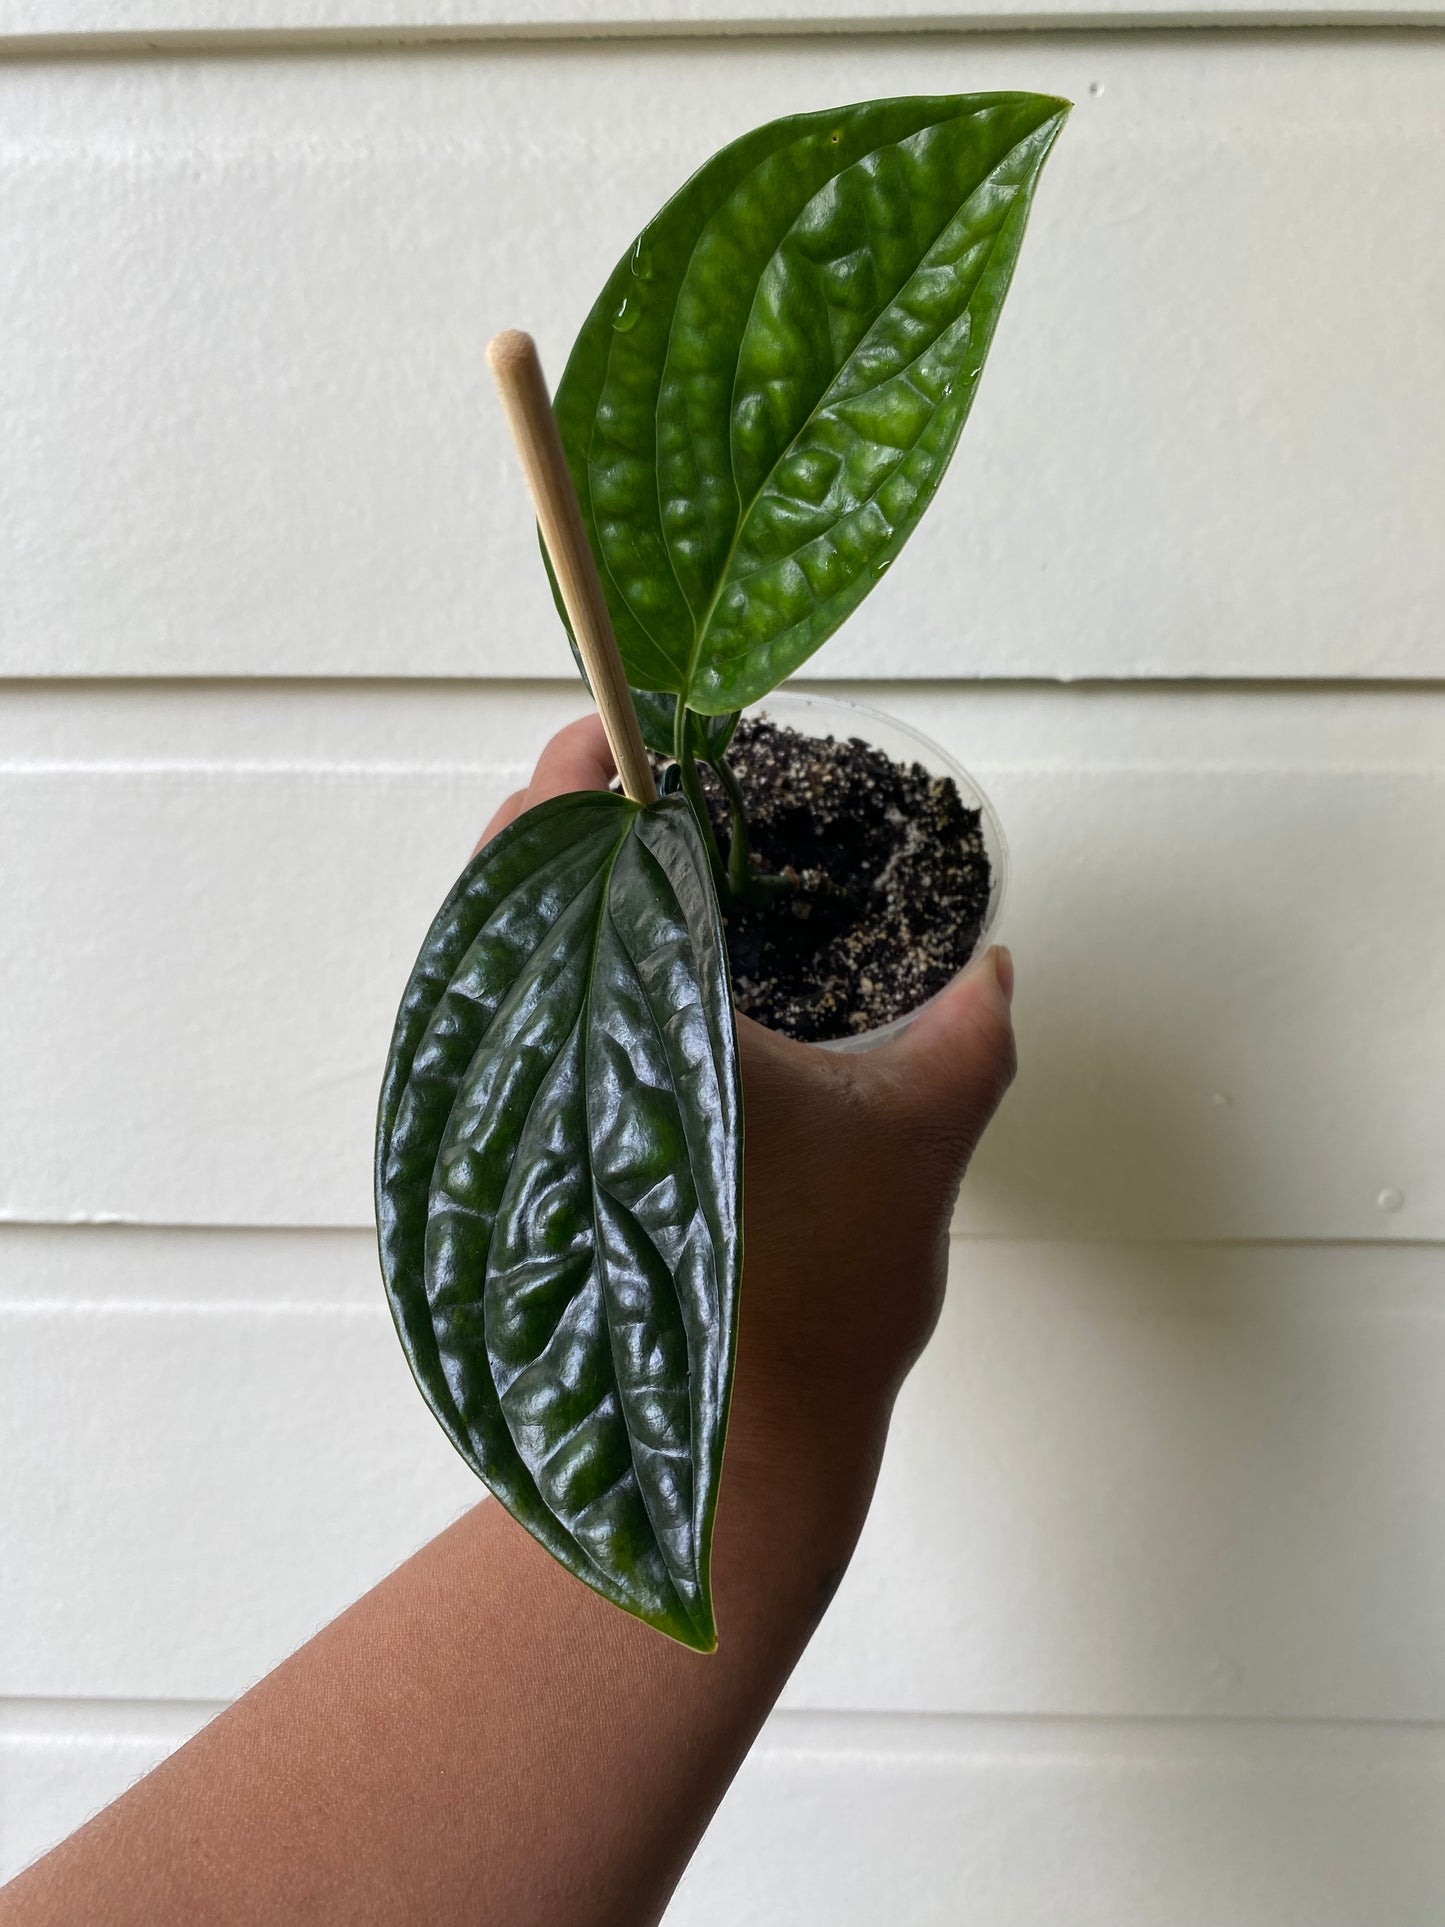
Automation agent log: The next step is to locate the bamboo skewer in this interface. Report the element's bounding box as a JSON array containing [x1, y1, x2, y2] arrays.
[[486, 329, 656, 806]]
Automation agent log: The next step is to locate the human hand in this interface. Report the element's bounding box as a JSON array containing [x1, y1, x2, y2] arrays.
[[478, 715, 1017, 1470]]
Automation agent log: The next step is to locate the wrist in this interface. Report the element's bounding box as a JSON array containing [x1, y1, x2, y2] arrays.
[[714, 1369, 894, 1611]]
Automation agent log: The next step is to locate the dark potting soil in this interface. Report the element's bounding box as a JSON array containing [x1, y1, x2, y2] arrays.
[[696, 717, 992, 1044]]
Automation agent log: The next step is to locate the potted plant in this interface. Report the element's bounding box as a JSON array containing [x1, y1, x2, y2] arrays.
[[376, 92, 1067, 1651]]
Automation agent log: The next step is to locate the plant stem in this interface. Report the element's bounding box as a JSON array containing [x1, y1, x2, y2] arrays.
[[674, 702, 728, 898], [713, 755, 755, 903], [712, 753, 803, 908]]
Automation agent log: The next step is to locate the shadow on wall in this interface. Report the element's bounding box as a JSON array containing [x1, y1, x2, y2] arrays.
[[951, 763, 1405, 1244], [960, 969, 1268, 1241], [810, 1221, 1445, 1723], [799, 764, 1445, 1722]]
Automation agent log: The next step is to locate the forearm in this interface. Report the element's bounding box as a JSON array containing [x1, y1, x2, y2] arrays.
[[1, 1388, 890, 1927]]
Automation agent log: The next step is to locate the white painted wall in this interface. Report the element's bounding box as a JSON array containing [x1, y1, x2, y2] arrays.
[[3, 21, 1443, 1919]]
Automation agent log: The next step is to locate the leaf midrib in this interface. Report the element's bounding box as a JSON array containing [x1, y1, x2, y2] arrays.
[[580, 817, 710, 1641]]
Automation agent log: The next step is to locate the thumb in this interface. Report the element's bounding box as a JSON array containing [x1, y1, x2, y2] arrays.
[[876, 944, 1017, 1172]]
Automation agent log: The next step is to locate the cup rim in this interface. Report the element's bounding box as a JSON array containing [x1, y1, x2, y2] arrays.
[[738, 689, 1009, 1053]]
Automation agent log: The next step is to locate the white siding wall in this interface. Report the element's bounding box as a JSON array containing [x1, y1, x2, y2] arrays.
[[3, 17, 1443, 1917]]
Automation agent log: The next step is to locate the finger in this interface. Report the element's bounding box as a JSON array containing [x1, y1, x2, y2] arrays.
[[472, 716, 619, 857], [875, 944, 1018, 1167], [523, 714, 616, 809], [474, 789, 529, 855]]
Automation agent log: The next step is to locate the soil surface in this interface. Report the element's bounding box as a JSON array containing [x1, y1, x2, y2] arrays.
[[696, 717, 991, 1044]]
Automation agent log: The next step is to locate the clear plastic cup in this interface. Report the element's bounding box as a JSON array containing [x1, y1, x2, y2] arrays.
[[739, 690, 1009, 1055]]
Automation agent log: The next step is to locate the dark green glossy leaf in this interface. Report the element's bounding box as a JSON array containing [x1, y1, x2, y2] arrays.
[[376, 790, 742, 1649], [630, 687, 739, 762], [552, 92, 1068, 715]]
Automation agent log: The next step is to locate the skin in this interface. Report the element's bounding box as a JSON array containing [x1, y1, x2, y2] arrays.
[[1, 716, 1016, 1927]]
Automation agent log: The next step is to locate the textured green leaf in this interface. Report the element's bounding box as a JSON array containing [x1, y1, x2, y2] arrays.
[[376, 791, 742, 1649], [631, 687, 738, 761], [553, 92, 1068, 714]]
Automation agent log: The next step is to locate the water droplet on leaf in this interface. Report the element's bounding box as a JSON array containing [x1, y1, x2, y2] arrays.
[[631, 237, 654, 282], [612, 295, 639, 333], [872, 557, 893, 578]]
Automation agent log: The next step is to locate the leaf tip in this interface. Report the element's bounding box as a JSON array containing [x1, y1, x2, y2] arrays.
[[1034, 95, 1072, 136], [658, 1596, 718, 1654]]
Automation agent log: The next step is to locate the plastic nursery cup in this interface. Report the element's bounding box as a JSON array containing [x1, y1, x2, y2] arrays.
[[740, 690, 1009, 1056]]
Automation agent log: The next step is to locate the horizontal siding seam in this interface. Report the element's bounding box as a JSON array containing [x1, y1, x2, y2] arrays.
[[4, 1217, 1445, 1250], [8, 13, 1445, 59], [6, 1699, 1445, 1743]]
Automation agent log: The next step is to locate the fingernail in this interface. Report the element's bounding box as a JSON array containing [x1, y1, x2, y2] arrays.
[[993, 944, 1014, 1006]]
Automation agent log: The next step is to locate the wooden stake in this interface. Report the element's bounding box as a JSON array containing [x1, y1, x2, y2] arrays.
[[486, 329, 656, 805]]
